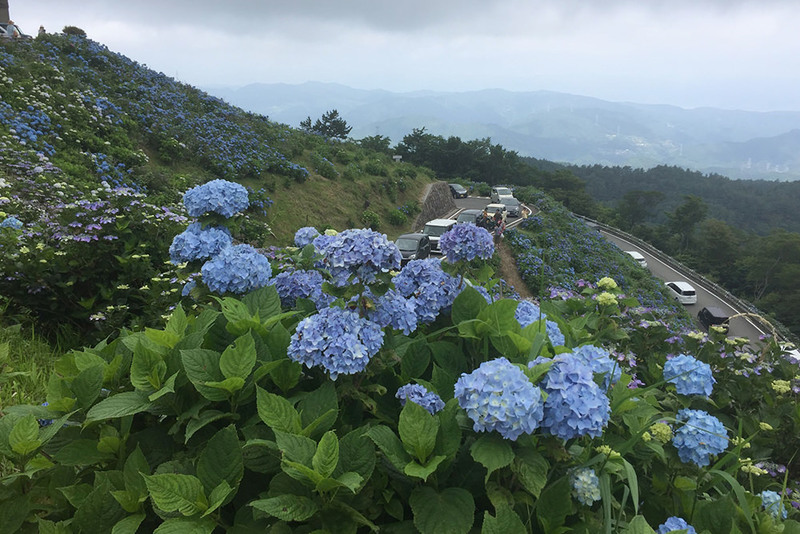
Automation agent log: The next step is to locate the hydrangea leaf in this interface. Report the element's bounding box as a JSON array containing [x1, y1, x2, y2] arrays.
[[197, 426, 243, 495], [9, 415, 41, 456], [181, 349, 228, 402], [470, 435, 515, 483], [109, 513, 145, 534], [451, 286, 489, 324], [620, 515, 656, 534], [85, 391, 153, 423], [312, 431, 339, 479], [410, 486, 475, 534], [242, 285, 281, 321], [482, 505, 527, 534], [398, 401, 439, 463], [219, 333, 256, 381], [536, 476, 573, 532], [152, 517, 217, 534], [366, 425, 411, 471], [130, 344, 166, 393], [512, 448, 549, 498], [256, 387, 302, 434], [298, 381, 338, 430], [144, 473, 208, 516], [338, 427, 376, 483], [403, 455, 447, 482], [250, 495, 319, 522], [274, 429, 316, 465]]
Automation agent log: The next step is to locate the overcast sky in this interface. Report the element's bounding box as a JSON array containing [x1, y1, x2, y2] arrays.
[[11, 0, 800, 111]]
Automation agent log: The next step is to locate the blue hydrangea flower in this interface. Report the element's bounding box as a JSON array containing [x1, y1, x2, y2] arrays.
[[657, 517, 697, 534], [368, 289, 418, 335], [294, 226, 320, 248], [312, 232, 337, 253], [515, 300, 565, 346], [288, 306, 384, 379], [570, 467, 601, 506], [201, 244, 272, 294], [394, 258, 461, 324], [0, 216, 23, 229], [315, 228, 402, 286], [761, 490, 788, 519], [454, 357, 544, 441], [672, 409, 728, 467], [181, 280, 197, 297], [270, 269, 333, 308], [569, 345, 622, 390], [663, 354, 715, 397], [538, 357, 610, 440], [396, 384, 445, 415], [183, 179, 249, 218], [438, 223, 494, 263], [169, 222, 233, 263], [38, 402, 54, 427]]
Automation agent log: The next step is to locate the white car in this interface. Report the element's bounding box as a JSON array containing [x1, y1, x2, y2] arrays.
[[422, 218, 457, 252], [665, 281, 697, 305], [624, 251, 648, 268], [490, 186, 514, 203]]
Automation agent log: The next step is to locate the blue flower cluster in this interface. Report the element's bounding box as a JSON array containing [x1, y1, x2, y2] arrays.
[[515, 300, 566, 346], [294, 226, 320, 248], [657, 517, 697, 534], [183, 179, 249, 218], [0, 216, 23, 229], [761, 490, 788, 519], [396, 384, 445, 415], [538, 357, 610, 440], [570, 467, 601, 505], [393, 258, 460, 324], [438, 223, 494, 263], [569, 345, 621, 390], [672, 409, 728, 467], [200, 244, 272, 294], [168, 222, 232, 263], [270, 269, 333, 308], [368, 289, 418, 335], [454, 357, 544, 441], [287, 306, 384, 380], [663, 354, 715, 397], [315, 228, 401, 286]]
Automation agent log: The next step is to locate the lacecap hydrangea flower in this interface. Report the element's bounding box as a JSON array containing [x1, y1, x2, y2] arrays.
[[294, 226, 320, 248], [537, 357, 611, 440], [515, 300, 565, 346], [663, 354, 715, 397], [570, 468, 601, 506], [183, 179, 249, 218], [270, 269, 334, 309], [761, 490, 788, 519], [169, 222, 232, 263], [368, 289, 418, 335], [201, 244, 272, 294], [454, 357, 544, 441], [393, 258, 460, 324], [569, 345, 622, 390], [438, 222, 494, 263], [0, 216, 23, 229], [672, 409, 728, 467], [657, 517, 697, 534], [396, 384, 445, 415], [315, 228, 401, 286], [288, 306, 384, 380]]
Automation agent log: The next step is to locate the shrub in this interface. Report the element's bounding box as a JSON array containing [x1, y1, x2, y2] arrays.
[[364, 159, 388, 177], [310, 152, 339, 180], [387, 209, 408, 226], [360, 209, 381, 230]]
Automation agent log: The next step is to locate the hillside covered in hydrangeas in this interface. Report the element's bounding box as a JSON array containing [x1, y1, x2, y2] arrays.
[[1, 33, 800, 534]]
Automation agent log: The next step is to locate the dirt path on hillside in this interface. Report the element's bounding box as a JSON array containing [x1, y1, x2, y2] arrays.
[[496, 240, 534, 299]]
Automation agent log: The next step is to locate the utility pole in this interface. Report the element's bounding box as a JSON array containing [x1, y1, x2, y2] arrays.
[[1, 0, 9, 23]]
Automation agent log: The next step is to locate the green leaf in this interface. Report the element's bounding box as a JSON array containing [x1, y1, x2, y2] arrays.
[[111, 513, 146, 534], [73, 475, 127, 533], [512, 448, 549, 498], [217, 296, 259, 335], [131, 339, 167, 392], [250, 495, 319, 522], [152, 517, 217, 534], [335, 471, 364, 493], [203, 480, 234, 517], [400, 343, 431, 381], [185, 410, 232, 444], [281, 459, 324, 487], [242, 285, 282, 320], [398, 401, 439, 463], [145, 328, 181, 349], [312, 431, 339, 479], [85, 391, 153, 423], [165, 303, 189, 336], [149, 372, 178, 401], [339, 427, 376, 484], [622, 458, 640, 515], [256, 386, 302, 433], [38, 518, 73, 534], [58, 483, 93, 508], [451, 286, 489, 324], [123, 445, 150, 496], [274, 429, 316, 465], [9, 415, 41, 456], [181, 348, 228, 401], [0, 495, 30, 534], [111, 490, 144, 513], [434, 400, 461, 458], [54, 439, 114, 465], [301, 409, 338, 439], [410, 486, 475, 534], [269, 359, 302, 393], [536, 476, 572, 532], [72, 365, 104, 409], [470, 435, 515, 482], [478, 299, 520, 336], [144, 473, 209, 516], [482, 505, 527, 534], [620, 515, 656, 534], [203, 376, 245, 395], [367, 425, 411, 471], [404, 455, 447, 481], [196, 425, 243, 494], [692, 495, 734, 534], [219, 332, 257, 380]]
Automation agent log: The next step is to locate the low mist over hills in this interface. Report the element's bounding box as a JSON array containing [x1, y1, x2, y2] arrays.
[[206, 82, 800, 181]]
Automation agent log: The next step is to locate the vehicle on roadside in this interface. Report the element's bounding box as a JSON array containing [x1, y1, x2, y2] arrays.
[[456, 209, 482, 224], [503, 197, 522, 217], [448, 183, 468, 199], [0, 22, 30, 39], [484, 203, 507, 221], [422, 218, 457, 252], [394, 233, 431, 265], [490, 186, 514, 203], [665, 281, 697, 305], [780, 342, 800, 364], [625, 250, 648, 268], [697, 306, 730, 333]]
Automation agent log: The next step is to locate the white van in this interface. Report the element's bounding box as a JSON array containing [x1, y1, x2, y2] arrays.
[[624, 251, 647, 268], [422, 218, 457, 252]]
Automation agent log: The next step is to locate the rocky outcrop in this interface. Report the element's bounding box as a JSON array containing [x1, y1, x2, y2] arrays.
[[412, 181, 456, 232]]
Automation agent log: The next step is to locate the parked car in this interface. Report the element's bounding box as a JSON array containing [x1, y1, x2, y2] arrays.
[[422, 218, 457, 252], [665, 281, 697, 305], [456, 209, 482, 224], [780, 342, 800, 364], [625, 250, 648, 268], [484, 203, 507, 220], [697, 306, 730, 333], [490, 186, 514, 203], [448, 183, 468, 199], [503, 197, 522, 217], [394, 233, 431, 264]]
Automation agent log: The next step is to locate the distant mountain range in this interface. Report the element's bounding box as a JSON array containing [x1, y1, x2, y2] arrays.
[[204, 82, 800, 181]]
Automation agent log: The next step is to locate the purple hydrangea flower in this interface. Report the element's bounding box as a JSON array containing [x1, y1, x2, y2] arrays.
[[315, 228, 402, 286], [672, 409, 728, 467], [0, 216, 23, 229], [570, 468, 601, 505], [368, 289, 418, 335], [658, 517, 697, 534], [438, 223, 494, 263], [663, 354, 715, 397], [570, 345, 622, 390], [537, 357, 610, 440], [393, 258, 460, 324], [201, 244, 272, 294], [169, 222, 233, 263], [288, 306, 384, 379], [294, 226, 320, 248], [183, 179, 249, 218], [454, 357, 544, 441], [396, 384, 445, 415], [270, 269, 333, 308], [761, 490, 788, 519]]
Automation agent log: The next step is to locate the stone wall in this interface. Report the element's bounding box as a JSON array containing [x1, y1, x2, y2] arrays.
[[1, 0, 9, 24], [412, 181, 456, 232]]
